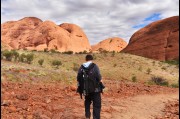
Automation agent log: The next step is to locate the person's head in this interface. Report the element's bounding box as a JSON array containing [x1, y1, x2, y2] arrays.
[[85, 54, 93, 61]]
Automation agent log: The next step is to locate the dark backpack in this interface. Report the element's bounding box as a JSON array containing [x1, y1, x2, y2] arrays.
[[79, 63, 99, 96]]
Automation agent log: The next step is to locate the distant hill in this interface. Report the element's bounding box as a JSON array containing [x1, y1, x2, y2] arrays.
[[122, 16, 179, 61], [1, 17, 91, 53], [91, 37, 127, 52]]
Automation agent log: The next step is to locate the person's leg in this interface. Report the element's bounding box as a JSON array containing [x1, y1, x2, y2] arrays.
[[93, 93, 101, 119], [85, 95, 92, 118]]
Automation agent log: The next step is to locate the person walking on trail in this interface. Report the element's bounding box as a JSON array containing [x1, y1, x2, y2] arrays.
[[77, 54, 104, 119]]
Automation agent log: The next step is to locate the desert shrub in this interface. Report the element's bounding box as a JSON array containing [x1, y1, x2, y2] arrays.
[[72, 63, 80, 72], [113, 63, 117, 67], [38, 59, 44, 66], [132, 75, 137, 82], [146, 68, 151, 74], [11, 50, 19, 61], [50, 49, 56, 53], [44, 48, 48, 52], [77, 50, 88, 54], [151, 76, 169, 86], [3, 50, 13, 61], [77, 52, 83, 54], [32, 49, 37, 52], [164, 59, 179, 65], [92, 54, 97, 60], [26, 53, 34, 64], [19, 53, 26, 62], [138, 66, 142, 71], [52, 60, 62, 68], [63, 51, 73, 54], [161, 66, 166, 70], [111, 51, 115, 57], [82, 50, 87, 54], [171, 83, 179, 88]]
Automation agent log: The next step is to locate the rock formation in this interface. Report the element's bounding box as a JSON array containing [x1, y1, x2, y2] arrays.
[[122, 16, 179, 61], [91, 37, 127, 52], [1, 17, 91, 52]]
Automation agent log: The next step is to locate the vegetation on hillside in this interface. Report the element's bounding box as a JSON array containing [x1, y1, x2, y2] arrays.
[[1, 49, 179, 87]]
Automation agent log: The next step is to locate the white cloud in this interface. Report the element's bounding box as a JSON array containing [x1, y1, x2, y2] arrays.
[[1, 0, 179, 45]]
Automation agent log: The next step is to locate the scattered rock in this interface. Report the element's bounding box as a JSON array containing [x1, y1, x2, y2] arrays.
[[16, 94, 29, 100], [1, 100, 11, 106]]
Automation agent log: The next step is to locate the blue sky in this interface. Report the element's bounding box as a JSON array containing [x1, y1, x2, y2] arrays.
[[133, 13, 162, 28], [1, 0, 179, 45]]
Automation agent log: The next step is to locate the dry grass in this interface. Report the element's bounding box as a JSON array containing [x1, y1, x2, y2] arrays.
[[1, 50, 179, 85]]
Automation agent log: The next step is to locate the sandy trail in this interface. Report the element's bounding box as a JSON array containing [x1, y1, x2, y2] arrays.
[[1, 81, 179, 119], [102, 93, 179, 119]]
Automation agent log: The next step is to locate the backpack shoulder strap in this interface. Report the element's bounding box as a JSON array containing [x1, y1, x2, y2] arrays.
[[82, 63, 95, 70]]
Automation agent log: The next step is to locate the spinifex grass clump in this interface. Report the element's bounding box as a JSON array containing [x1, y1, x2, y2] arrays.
[[150, 76, 169, 86]]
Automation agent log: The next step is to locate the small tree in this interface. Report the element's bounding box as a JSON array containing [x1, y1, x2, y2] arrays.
[[38, 59, 44, 66], [52, 60, 62, 68]]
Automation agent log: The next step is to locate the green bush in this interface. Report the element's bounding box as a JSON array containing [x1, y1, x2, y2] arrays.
[[38, 59, 44, 66], [132, 76, 137, 82], [151, 76, 169, 86], [171, 83, 179, 88], [26, 53, 34, 64], [19, 53, 26, 62], [52, 60, 62, 68], [11, 50, 19, 61], [3, 50, 13, 61], [164, 59, 179, 65], [63, 51, 73, 54]]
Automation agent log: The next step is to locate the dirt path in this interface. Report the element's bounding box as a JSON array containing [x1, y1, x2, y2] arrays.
[[102, 93, 179, 119], [1, 81, 179, 119]]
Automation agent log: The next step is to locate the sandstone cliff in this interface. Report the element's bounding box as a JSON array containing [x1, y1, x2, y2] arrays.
[[91, 37, 127, 52], [1, 17, 91, 52], [122, 16, 179, 61]]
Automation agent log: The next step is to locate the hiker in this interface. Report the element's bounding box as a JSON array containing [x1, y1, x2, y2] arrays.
[[77, 54, 104, 119]]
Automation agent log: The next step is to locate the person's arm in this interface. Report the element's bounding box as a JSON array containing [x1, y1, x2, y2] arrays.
[[94, 64, 102, 82], [77, 65, 83, 99], [77, 65, 82, 83], [94, 64, 105, 93]]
